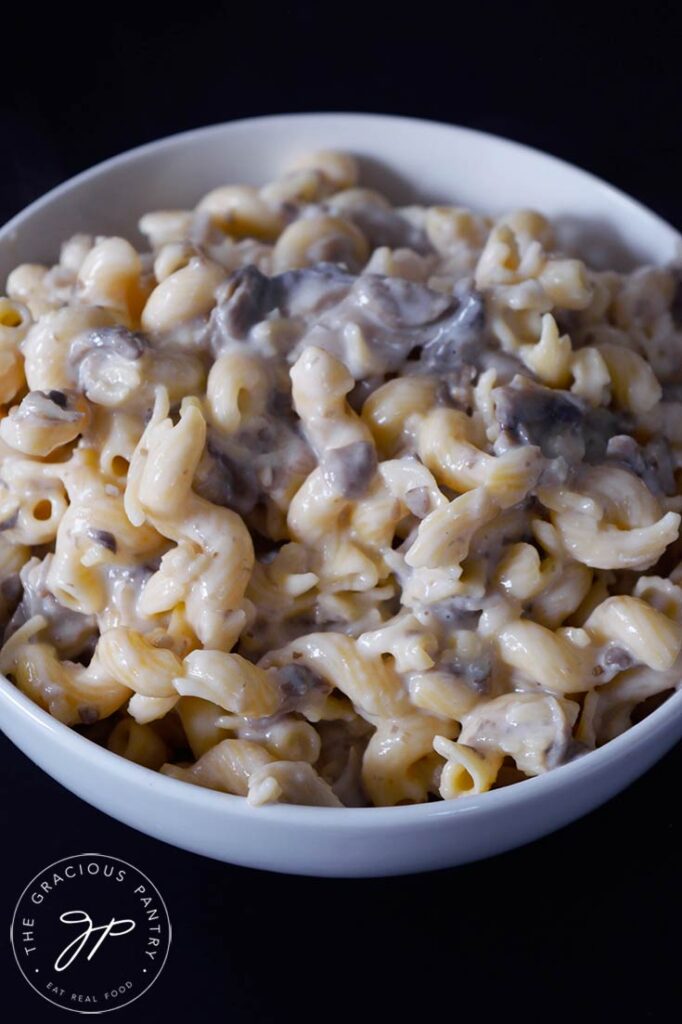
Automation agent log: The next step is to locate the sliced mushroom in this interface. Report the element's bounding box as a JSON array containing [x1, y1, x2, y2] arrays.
[[296, 274, 470, 375], [0, 389, 89, 456], [5, 556, 97, 659], [87, 528, 117, 554], [492, 376, 625, 463], [70, 324, 145, 363], [213, 265, 274, 340], [209, 263, 354, 349], [195, 418, 315, 517], [69, 325, 147, 405], [440, 646, 492, 695], [354, 273, 453, 329], [321, 441, 378, 499], [494, 377, 585, 460], [606, 434, 676, 496], [274, 264, 355, 318], [592, 644, 634, 682], [194, 436, 261, 515], [276, 663, 331, 712], [418, 287, 486, 371]]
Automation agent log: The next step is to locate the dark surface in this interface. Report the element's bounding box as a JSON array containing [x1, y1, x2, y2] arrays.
[[1, 3, 681, 1020]]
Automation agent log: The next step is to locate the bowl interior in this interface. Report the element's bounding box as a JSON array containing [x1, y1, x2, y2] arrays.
[[0, 114, 681, 863]]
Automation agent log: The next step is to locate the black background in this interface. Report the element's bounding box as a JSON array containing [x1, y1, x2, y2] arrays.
[[1, 2, 681, 1020]]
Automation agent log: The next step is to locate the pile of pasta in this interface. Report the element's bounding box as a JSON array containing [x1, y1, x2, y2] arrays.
[[1, 149, 681, 807]]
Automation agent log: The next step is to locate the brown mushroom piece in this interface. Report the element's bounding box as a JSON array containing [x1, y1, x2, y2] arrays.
[[320, 273, 460, 372], [0, 574, 23, 624], [288, 275, 489, 378], [0, 389, 89, 457], [354, 274, 453, 329], [86, 528, 118, 554], [277, 663, 331, 713], [69, 325, 146, 401], [493, 378, 586, 461], [213, 265, 274, 340], [70, 324, 145, 364], [272, 264, 355, 318], [417, 287, 486, 371], [440, 648, 493, 695], [592, 644, 634, 683], [209, 263, 355, 349], [5, 556, 97, 660], [194, 435, 261, 515], [493, 377, 627, 463], [606, 434, 676, 496], [321, 441, 378, 499], [195, 415, 315, 518]]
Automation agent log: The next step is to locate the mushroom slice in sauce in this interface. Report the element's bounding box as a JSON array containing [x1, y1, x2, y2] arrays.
[[69, 325, 147, 403], [354, 274, 453, 329], [0, 389, 89, 456], [321, 441, 378, 499], [194, 435, 262, 515], [417, 287, 486, 372], [440, 647, 493, 695], [494, 376, 634, 466], [209, 263, 354, 350], [276, 663, 332, 713], [5, 556, 97, 659], [195, 413, 315, 517], [606, 434, 676, 496], [214, 265, 274, 340], [86, 528, 118, 554], [494, 378, 585, 456], [70, 324, 146, 364], [296, 275, 463, 375]]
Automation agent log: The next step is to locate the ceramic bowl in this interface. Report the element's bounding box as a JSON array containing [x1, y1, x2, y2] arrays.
[[1, 113, 680, 876]]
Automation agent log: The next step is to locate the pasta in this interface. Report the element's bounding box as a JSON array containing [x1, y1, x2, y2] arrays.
[[1, 148, 681, 808]]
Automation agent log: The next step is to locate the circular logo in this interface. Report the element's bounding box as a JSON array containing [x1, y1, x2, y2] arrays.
[[10, 853, 171, 1014]]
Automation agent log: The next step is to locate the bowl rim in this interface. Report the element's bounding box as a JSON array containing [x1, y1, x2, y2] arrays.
[[2, 111, 680, 251], [1, 111, 681, 828], [2, 670, 680, 827]]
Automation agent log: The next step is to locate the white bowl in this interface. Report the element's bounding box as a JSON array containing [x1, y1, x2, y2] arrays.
[[1, 113, 681, 877]]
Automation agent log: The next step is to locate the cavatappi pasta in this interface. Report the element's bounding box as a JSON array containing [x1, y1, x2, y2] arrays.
[[1, 150, 681, 807]]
